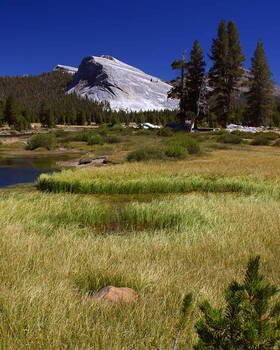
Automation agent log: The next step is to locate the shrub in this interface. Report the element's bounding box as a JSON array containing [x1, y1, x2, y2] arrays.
[[168, 135, 201, 155], [87, 134, 104, 145], [54, 129, 67, 137], [110, 124, 124, 132], [126, 147, 163, 162], [231, 130, 256, 139], [67, 131, 92, 142], [217, 133, 242, 144], [273, 139, 280, 147], [105, 135, 121, 144], [26, 133, 57, 150], [136, 129, 153, 136], [157, 128, 173, 137], [251, 135, 270, 145], [259, 131, 280, 140], [165, 144, 188, 159], [97, 124, 109, 136]]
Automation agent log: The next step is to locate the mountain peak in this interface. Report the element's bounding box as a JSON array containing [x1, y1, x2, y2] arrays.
[[66, 55, 178, 112]]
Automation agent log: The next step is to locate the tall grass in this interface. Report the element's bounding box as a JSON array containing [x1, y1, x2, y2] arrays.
[[1, 191, 280, 348], [37, 169, 280, 198], [2, 147, 280, 348]]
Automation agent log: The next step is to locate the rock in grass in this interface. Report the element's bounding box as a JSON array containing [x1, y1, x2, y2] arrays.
[[78, 154, 94, 165], [93, 286, 137, 303]]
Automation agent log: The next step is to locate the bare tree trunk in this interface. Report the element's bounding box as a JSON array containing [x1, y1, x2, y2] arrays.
[[173, 330, 182, 350]]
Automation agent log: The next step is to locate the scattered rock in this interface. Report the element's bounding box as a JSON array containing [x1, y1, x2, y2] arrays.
[[79, 154, 94, 165], [93, 286, 137, 303]]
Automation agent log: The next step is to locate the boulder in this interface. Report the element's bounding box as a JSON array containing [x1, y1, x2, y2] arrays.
[[93, 286, 137, 303]]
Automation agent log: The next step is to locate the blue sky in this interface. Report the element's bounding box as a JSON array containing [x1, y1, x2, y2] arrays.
[[1, 0, 279, 84]]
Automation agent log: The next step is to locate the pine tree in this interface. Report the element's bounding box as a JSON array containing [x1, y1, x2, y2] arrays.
[[227, 20, 246, 118], [77, 111, 86, 125], [209, 19, 245, 127], [246, 39, 274, 126], [185, 40, 206, 129], [194, 256, 280, 349], [4, 96, 18, 126], [0, 101, 4, 126], [39, 101, 55, 128], [168, 52, 188, 124]]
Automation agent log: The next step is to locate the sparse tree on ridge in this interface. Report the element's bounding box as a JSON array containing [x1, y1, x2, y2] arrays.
[[246, 39, 274, 126]]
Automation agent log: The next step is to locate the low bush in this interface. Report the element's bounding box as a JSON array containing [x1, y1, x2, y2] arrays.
[[66, 131, 92, 142], [110, 124, 124, 132], [273, 139, 280, 147], [26, 133, 57, 150], [105, 135, 122, 144], [217, 133, 242, 144], [259, 131, 280, 140], [168, 135, 201, 155], [157, 128, 173, 137], [231, 130, 256, 139], [165, 144, 188, 159], [251, 135, 270, 145], [54, 129, 67, 137], [126, 147, 163, 162], [136, 129, 153, 136], [87, 134, 104, 145], [97, 125, 109, 136]]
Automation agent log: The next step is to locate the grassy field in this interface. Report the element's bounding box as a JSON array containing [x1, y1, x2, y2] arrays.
[[1, 133, 280, 349]]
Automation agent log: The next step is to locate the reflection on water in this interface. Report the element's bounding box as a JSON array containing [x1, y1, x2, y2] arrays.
[[0, 156, 71, 188]]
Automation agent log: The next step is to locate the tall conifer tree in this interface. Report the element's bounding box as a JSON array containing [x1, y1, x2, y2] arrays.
[[4, 96, 18, 126], [209, 19, 228, 127], [209, 19, 245, 127], [246, 39, 274, 126], [185, 40, 206, 128], [227, 20, 246, 117], [39, 101, 55, 128], [168, 52, 188, 123]]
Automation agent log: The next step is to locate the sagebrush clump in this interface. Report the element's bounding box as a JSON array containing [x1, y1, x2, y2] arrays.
[[26, 133, 57, 150]]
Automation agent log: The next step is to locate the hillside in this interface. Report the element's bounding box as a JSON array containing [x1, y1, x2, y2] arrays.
[[0, 71, 106, 122]]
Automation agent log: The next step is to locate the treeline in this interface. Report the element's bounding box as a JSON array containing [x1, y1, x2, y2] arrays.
[[0, 71, 177, 130], [169, 19, 280, 128]]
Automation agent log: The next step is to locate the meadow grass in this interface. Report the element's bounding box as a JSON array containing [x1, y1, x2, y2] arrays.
[[37, 148, 280, 197], [1, 146, 280, 349], [0, 190, 280, 349]]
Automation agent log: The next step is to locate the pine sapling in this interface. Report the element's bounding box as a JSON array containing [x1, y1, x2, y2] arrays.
[[194, 256, 280, 349]]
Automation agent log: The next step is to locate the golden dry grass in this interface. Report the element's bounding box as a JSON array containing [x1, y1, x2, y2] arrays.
[[1, 147, 280, 349]]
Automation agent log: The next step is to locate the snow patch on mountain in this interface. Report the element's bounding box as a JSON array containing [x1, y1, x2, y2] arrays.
[[53, 65, 78, 75]]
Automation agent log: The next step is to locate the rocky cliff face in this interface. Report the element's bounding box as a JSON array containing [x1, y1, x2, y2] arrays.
[[66, 55, 179, 112]]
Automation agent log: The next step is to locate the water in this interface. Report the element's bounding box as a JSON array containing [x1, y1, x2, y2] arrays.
[[0, 156, 68, 188]]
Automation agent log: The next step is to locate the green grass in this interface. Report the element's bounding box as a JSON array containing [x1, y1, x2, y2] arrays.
[[37, 168, 280, 198], [1, 189, 280, 348], [2, 134, 280, 349]]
